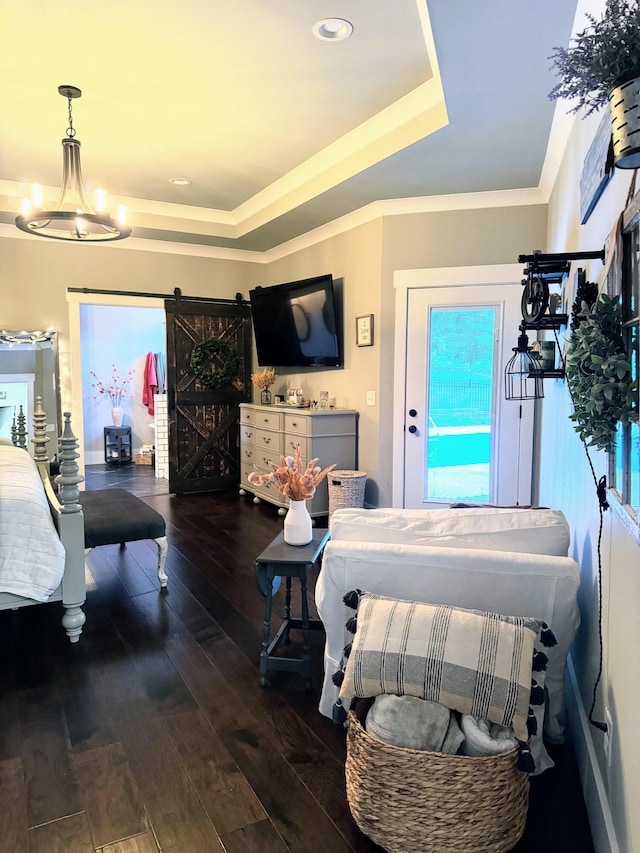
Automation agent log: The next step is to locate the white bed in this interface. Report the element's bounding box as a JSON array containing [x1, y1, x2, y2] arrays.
[[0, 401, 86, 642]]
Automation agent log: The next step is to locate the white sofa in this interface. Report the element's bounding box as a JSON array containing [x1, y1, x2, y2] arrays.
[[315, 507, 581, 772]]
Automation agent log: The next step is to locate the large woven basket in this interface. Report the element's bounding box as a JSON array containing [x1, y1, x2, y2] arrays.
[[328, 470, 366, 519], [346, 700, 529, 853]]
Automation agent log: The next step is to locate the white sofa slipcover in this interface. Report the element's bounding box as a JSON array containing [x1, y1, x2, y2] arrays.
[[315, 507, 580, 773]]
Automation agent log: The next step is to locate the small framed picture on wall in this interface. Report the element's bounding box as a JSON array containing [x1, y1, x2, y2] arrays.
[[356, 314, 374, 347]]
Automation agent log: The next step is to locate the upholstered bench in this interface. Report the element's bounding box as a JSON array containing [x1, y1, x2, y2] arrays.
[[78, 488, 168, 587]]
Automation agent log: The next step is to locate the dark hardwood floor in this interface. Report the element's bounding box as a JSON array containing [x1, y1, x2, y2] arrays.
[[0, 468, 595, 852]]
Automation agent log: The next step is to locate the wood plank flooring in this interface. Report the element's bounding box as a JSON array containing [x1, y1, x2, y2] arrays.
[[0, 472, 595, 852]]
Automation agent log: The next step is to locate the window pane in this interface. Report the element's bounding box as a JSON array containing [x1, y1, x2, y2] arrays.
[[614, 421, 624, 497], [631, 421, 639, 515], [632, 230, 639, 320], [426, 307, 496, 502]]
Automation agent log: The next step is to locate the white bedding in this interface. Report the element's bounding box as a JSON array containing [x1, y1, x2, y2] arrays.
[[0, 445, 66, 601]]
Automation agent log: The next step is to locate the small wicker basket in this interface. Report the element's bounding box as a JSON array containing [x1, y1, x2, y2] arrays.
[[135, 451, 155, 466], [328, 470, 366, 519], [345, 699, 529, 853]]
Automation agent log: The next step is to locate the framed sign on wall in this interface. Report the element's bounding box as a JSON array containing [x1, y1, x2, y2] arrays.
[[356, 314, 374, 347]]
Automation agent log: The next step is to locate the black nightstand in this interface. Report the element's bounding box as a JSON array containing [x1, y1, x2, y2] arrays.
[[104, 425, 132, 464]]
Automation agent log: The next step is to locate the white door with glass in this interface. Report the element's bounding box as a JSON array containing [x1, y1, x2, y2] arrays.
[[403, 284, 533, 508]]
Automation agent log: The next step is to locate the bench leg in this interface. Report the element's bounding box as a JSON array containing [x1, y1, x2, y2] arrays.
[[155, 536, 168, 587]]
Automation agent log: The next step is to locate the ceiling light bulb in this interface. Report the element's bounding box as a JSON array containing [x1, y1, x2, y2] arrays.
[[32, 184, 42, 207], [95, 188, 107, 212], [169, 177, 191, 186], [312, 18, 354, 41]]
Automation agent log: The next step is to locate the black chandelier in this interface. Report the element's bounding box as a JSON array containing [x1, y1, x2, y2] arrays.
[[15, 85, 131, 242]]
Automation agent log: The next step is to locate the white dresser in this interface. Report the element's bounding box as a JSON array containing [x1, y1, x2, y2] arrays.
[[239, 404, 358, 517]]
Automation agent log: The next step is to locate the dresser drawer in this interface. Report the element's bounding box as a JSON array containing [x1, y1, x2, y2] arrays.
[[284, 413, 309, 435], [255, 410, 282, 430], [284, 434, 308, 459], [242, 463, 282, 499], [240, 445, 258, 465], [255, 428, 283, 456], [239, 407, 255, 425], [240, 424, 256, 445]]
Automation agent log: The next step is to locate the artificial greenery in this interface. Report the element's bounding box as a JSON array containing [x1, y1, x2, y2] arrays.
[[565, 293, 638, 452], [569, 277, 599, 335], [190, 338, 240, 390], [549, 0, 640, 116]]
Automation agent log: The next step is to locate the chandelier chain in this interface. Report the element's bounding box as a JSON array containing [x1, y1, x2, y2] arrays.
[[66, 95, 76, 139]]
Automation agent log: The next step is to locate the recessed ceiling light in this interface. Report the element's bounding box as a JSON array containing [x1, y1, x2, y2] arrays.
[[312, 18, 353, 41], [169, 177, 191, 186]]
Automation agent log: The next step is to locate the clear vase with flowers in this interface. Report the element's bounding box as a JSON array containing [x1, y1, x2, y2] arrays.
[[248, 443, 336, 544], [251, 367, 277, 405]]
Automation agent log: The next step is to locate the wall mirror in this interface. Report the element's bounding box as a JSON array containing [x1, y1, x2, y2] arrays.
[[0, 331, 61, 456]]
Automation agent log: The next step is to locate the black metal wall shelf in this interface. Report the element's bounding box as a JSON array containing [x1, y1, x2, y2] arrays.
[[537, 368, 565, 379], [521, 314, 568, 331]]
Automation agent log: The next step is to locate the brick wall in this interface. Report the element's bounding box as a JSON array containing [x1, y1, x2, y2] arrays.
[[154, 394, 168, 479]]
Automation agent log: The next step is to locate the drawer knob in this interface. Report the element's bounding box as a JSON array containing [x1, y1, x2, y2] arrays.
[[264, 436, 271, 443], [292, 421, 297, 427]]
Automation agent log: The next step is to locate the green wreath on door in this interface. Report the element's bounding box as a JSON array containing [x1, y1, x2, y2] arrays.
[[190, 338, 241, 390]]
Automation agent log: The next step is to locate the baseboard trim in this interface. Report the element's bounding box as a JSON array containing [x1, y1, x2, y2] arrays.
[[566, 656, 620, 853]]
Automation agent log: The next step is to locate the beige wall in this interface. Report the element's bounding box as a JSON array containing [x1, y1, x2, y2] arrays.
[[265, 219, 384, 503], [379, 205, 548, 503], [0, 235, 264, 415], [264, 207, 547, 505], [0, 204, 546, 508], [542, 108, 639, 852]]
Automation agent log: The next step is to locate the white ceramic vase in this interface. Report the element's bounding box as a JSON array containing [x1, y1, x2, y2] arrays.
[[283, 499, 312, 546], [111, 406, 124, 427]]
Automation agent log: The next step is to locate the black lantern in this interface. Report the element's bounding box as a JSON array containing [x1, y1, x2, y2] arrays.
[[504, 326, 544, 400]]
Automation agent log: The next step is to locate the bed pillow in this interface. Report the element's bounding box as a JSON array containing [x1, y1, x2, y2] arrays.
[[337, 591, 552, 746]]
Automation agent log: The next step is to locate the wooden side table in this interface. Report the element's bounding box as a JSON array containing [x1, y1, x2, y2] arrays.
[[254, 528, 330, 688]]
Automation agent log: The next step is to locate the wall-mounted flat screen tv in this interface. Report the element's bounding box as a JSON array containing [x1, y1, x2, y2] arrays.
[[249, 274, 343, 368]]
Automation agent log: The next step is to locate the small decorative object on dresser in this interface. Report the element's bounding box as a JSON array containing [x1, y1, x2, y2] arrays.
[[251, 367, 277, 405]]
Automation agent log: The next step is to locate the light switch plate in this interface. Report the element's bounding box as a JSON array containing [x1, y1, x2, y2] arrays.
[[366, 390, 375, 406]]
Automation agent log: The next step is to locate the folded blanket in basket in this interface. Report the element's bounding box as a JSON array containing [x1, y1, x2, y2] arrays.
[[460, 715, 518, 757], [365, 694, 464, 754]]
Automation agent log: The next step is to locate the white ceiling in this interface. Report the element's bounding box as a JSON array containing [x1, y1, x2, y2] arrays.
[[0, 0, 580, 253]]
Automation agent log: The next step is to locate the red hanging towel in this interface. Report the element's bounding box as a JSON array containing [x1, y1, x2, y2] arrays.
[[142, 351, 158, 415]]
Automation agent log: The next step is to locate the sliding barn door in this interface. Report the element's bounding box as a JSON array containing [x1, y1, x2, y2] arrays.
[[165, 296, 252, 494]]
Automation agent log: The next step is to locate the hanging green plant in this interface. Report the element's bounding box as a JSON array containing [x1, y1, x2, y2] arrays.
[[569, 277, 599, 336], [565, 293, 638, 452], [190, 338, 241, 390]]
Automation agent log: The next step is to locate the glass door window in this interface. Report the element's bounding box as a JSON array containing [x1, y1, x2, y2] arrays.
[[427, 307, 497, 503]]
